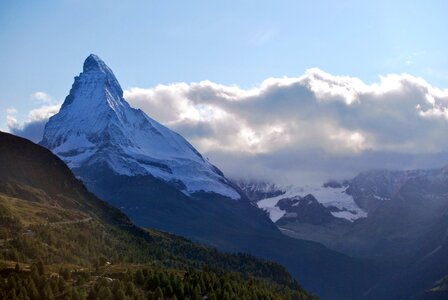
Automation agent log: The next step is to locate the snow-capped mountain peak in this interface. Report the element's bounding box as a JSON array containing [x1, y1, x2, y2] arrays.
[[41, 54, 240, 200], [83, 54, 115, 73]]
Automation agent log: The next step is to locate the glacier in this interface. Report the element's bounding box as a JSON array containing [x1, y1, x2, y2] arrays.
[[257, 184, 367, 222]]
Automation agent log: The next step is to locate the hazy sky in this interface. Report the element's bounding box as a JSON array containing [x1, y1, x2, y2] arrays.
[[2, 1, 448, 183]]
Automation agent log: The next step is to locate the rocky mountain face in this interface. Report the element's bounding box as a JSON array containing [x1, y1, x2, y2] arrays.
[[234, 179, 286, 202], [38, 55, 384, 300], [347, 168, 448, 213], [255, 183, 367, 224], [354, 168, 448, 300], [275, 194, 343, 226], [340, 168, 448, 258]]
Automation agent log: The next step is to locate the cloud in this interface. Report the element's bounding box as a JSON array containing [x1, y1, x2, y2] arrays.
[[10, 70, 448, 184], [31, 91, 53, 103], [124, 68, 448, 184], [8, 103, 60, 143], [5, 91, 61, 142], [6, 108, 18, 115]]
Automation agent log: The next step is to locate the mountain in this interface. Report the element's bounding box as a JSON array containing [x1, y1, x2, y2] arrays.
[[349, 169, 448, 299], [254, 183, 367, 224], [39, 54, 384, 300], [270, 169, 448, 259], [275, 194, 344, 226], [41, 54, 240, 200], [40, 55, 277, 250], [0, 131, 315, 299], [242, 169, 448, 299], [364, 213, 448, 300]]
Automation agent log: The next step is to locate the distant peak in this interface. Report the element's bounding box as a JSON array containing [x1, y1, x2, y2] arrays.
[[83, 54, 112, 73]]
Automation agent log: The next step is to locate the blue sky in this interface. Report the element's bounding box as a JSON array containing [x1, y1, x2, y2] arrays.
[[1, 0, 448, 129]]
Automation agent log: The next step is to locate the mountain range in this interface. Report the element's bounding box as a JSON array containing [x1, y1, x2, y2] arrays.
[[2, 53, 447, 299], [36, 54, 384, 299], [239, 169, 448, 299]]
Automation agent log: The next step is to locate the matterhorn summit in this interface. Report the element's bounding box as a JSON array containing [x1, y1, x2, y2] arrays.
[[41, 54, 240, 199]]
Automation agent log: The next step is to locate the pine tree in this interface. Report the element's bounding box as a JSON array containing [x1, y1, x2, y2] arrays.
[[135, 269, 145, 286], [57, 276, 66, 292], [125, 281, 136, 297], [154, 287, 164, 300], [70, 288, 83, 300], [26, 278, 39, 299], [97, 286, 113, 300], [36, 261, 45, 276], [192, 284, 201, 300], [114, 289, 126, 300]]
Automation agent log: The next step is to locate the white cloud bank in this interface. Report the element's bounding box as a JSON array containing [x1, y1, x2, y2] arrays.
[[124, 69, 448, 183], [31, 91, 54, 104], [7, 69, 448, 184], [7, 103, 60, 143]]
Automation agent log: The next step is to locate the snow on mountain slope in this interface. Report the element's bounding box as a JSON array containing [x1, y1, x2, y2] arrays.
[[41, 54, 240, 199], [257, 185, 367, 222]]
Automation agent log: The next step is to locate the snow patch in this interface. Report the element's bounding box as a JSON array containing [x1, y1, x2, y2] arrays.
[[257, 185, 367, 222], [373, 195, 390, 201]]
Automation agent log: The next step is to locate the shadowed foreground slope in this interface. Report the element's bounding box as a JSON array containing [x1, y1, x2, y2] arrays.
[[0, 131, 315, 300]]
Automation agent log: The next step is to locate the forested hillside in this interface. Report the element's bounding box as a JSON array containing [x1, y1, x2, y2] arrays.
[[0, 131, 315, 300]]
